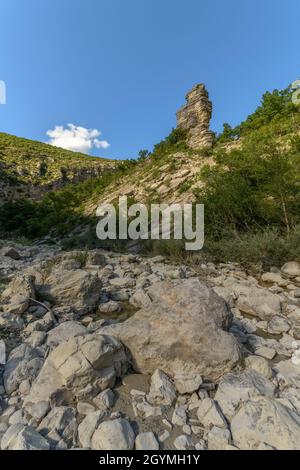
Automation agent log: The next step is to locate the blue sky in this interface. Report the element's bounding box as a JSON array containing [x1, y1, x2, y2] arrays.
[[0, 0, 299, 159]]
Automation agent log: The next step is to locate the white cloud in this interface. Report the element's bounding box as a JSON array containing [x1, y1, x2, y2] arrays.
[[46, 124, 110, 154]]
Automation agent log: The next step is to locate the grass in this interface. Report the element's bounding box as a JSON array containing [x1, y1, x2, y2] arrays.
[[143, 226, 300, 270]]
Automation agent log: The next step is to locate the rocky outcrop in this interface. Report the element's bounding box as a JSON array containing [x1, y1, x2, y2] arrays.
[[176, 84, 215, 149], [102, 278, 241, 380]]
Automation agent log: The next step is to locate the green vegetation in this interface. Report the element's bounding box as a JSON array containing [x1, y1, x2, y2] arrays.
[[0, 131, 115, 186], [218, 85, 299, 141], [0, 160, 137, 239], [150, 127, 189, 159]]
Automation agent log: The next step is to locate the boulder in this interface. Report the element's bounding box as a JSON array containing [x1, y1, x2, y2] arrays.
[[24, 333, 127, 414], [214, 370, 275, 420], [3, 344, 44, 395], [234, 284, 281, 320], [231, 397, 300, 450], [37, 406, 77, 447], [261, 272, 288, 287], [36, 269, 102, 311], [78, 411, 105, 448], [91, 418, 135, 450], [101, 278, 240, 380], [46, 321, 87, 348], [1, 424, 50, 450], [1, 274, 35, 315]]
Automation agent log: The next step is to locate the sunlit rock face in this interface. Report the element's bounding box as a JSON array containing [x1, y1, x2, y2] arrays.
[[176, 83, 215, 149]]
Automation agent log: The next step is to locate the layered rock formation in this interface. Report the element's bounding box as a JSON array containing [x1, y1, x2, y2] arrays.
[[176, 83, 215, 149]]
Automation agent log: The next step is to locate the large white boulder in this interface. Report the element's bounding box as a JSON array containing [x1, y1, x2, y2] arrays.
[[102, 278, 240, 381]]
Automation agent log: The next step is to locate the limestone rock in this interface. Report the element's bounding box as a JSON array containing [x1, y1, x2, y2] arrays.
[[93, 389, 115, 410], [197, 398, 227, 428], [234, 284, 281, 320], [174, 435, 193, 450], [102, 278, 240, 381], [231, 397, 300, 450], [244, 355, 272, 379], [91, 418, 135, 450], [174, 374, 202, 395], [281, 262, 300, 279], [274, 360, 300, 389], [176, 84, 215, 149], [46, 321, 87, 348], [1, 274, 35, 314], [0, 312, 24, 330], [36, 269, 102, 311], [207, 426, 231, 450], [148, 369, 177, 406], [214, 370, 275, 420], [135, 432, 159, 450], [4, 344, 44, 395], [78, 411, 105, 448], [37, 406, 77, 447], [3, 425, 50, 450], [24, 334, 128, 414]]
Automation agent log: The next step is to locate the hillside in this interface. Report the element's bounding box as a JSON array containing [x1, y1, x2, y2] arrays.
[[0, 132, 117, 201]]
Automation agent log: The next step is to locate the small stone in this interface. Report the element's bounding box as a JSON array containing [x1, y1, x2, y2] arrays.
[[171, 406, 187, 426], [192, 426, 202, 435], [197, 398, 227, 428], [195, 440, 207, 450], [158, 430, 170, 442], [162, 418, 172, 429], [198, 390, 209, 400], [245, 356, 272, 379], [93, 389, 115, 410], [19, 380, 31, 395], [9, 410, 27, 426], [99, 301, 123, 314], [78, 411, 104, 448], [174, 374, 202, 395], [91, 418, 135, 450], [255, 346, 276, 360], [207, 426, 231, 450], [268, 316, 290, 335], [1, 247, 21, 260], [148, 369, 176, 406], [174, 435, 193, 450], [135, 432, 159, 450], [77, 402, 96, 416], [182, 424, 192, 435]]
